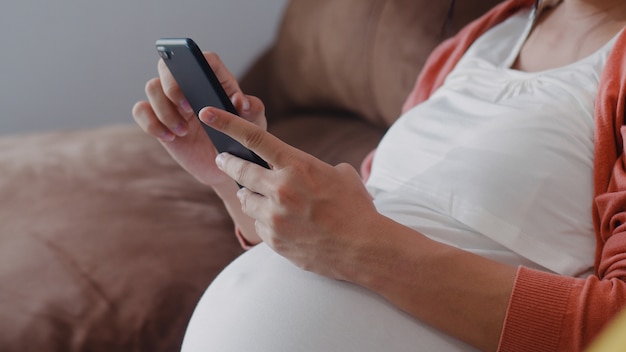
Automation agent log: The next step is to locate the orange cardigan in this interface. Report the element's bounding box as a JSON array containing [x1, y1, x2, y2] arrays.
[[401, 0, 626, 350]]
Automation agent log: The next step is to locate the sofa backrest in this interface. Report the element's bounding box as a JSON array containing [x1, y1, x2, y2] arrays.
[[251, 0, 502, 127]]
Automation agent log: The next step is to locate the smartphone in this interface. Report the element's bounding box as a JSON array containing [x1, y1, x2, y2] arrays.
[[155, 38, 270, 170]]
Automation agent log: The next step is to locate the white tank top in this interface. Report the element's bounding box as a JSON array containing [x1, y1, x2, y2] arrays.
[[368, 8, 618, 277], [182, 9, 620, 352]]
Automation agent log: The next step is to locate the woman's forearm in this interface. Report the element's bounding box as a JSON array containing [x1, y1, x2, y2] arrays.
[[213, 181, 262, 246], [349, 214, 517, 352]]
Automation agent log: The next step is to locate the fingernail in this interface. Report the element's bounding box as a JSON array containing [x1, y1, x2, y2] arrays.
[[241, 96, 250, 112], [201, 108, 216, 123], [215, 153, 225, 168], [179, 99, 193, 114], [173, 123, 188, 137], [159, 130, 175, 142]]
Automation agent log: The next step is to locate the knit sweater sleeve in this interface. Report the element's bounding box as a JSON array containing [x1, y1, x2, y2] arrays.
[[400, 0, 626, 351]]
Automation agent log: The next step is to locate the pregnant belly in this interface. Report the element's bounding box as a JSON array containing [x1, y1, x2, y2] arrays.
[[181, 243, 475, 352]]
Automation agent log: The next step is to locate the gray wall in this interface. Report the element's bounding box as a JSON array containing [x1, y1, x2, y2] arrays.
[[0, 0, 288, 135]]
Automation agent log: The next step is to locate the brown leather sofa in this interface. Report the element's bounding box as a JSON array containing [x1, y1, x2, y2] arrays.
[[0, 0, 500, 351]]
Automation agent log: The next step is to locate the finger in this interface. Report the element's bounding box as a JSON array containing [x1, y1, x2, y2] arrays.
[[236, 187, 270, 220], [132, 101, 176, 142], [216, 152, 272, 194], [200, 106, 297, 168], [231, 91, 251, 115], [203, 52, 243, 99], [205, 53, 255, 118], [253, 220, 272, 245], [159, 52, 247, 117], [157, 60, 195, 116], [145, 77, 189, 137], [232, 94, 267, 129]]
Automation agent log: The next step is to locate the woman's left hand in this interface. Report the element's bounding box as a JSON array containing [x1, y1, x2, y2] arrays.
[[198, 106, 381, 280]]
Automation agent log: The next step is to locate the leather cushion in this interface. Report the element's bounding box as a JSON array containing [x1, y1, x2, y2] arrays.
[[267, 0, 502, 127], [0, 125, 243, 351]]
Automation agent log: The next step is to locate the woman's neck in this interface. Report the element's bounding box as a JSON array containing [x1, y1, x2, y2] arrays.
[[557, 0, 626, 21], [513, 0, 626, 72]]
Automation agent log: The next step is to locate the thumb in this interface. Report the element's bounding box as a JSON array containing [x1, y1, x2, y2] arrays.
[[232, 93, 267, 130]]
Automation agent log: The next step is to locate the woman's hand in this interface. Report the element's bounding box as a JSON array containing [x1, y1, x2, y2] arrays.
[[132, 52, 267, 187], [181, 102, 516, 352], [198, 106, 382, 280]]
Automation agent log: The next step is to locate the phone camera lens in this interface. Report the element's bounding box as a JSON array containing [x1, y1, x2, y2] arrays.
[[157, 46, 171, 60]]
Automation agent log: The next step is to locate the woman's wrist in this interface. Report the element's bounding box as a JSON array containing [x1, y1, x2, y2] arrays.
[[211, 179, 238, 197], [212, 180, 263, 246], [345, 214, 424, 291]]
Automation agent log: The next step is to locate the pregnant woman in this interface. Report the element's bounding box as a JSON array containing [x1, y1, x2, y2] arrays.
[[133, 0, 626, 350]]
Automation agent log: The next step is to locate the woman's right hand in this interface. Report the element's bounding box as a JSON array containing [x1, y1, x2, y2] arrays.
[[132, 52, 267, 187]]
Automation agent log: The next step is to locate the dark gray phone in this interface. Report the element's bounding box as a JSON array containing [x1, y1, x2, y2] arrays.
[[156, 38, 270, 170]]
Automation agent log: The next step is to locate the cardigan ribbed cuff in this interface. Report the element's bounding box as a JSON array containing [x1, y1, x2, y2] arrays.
[[498, 266, 573, 352]]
